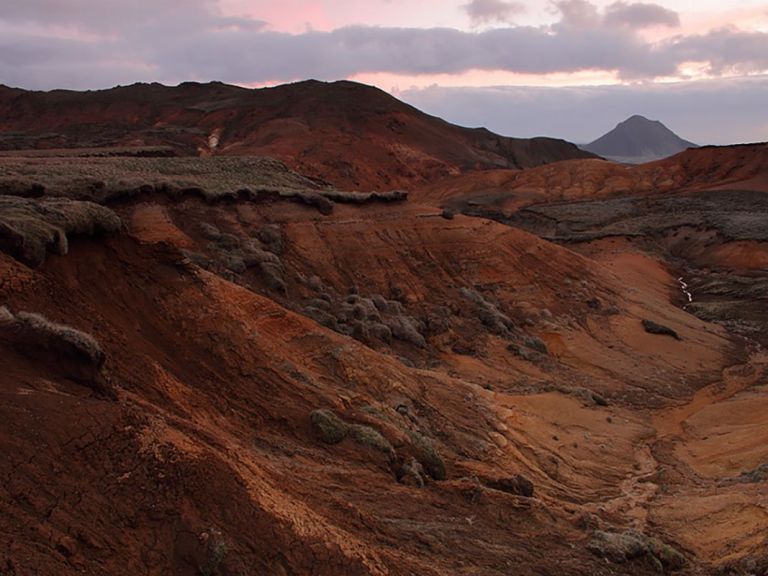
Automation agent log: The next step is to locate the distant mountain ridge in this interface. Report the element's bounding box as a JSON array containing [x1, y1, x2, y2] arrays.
[[0, 80, 595, 190], [582, 115, 697, 164]]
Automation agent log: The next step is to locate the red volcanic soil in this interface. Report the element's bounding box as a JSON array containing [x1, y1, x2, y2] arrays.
[[2, 89, 768, 575], [415, 143, 768, 208], [2, 174, 768, 574], [0, 80, 593, 191]]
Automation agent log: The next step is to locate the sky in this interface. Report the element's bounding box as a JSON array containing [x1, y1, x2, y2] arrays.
[[1, 0, 767, 144]]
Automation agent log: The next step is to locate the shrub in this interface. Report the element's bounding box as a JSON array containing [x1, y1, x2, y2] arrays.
[[310, 409, 348, 444], [318, 190, 408, 204]]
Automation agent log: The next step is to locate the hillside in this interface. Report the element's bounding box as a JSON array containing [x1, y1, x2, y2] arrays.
[[1, 83, 768, 575], [1, 144, 768, 574], [583, 115, 698, 164], [0, 80, 594, 191], [415, 143, 768, 208]]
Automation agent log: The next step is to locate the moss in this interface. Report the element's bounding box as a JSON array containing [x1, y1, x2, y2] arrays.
[[1, 307, 105, 369], [646, 537, 686, 570], [524, 336, 548, 354], [409, 432, 446, 481], [0, 307, 110, 395], [0, 196, 121, 267], [349, 424, 393, 453], [310, 409, 348, 444]]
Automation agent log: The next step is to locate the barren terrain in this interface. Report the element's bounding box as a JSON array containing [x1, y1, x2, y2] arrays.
[[1, 84, 767, 576]]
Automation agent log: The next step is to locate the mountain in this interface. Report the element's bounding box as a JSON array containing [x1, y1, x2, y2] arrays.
[[0, 80, 595, 190], [582, 114, 698, 163]]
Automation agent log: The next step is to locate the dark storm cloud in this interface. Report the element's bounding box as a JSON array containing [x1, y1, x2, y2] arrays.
[[400, 76, 768, 145], [462, 0, 525, 26], [0, 0, 766, 90]]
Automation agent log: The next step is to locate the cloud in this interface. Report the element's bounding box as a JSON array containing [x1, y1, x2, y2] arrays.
[[553, 0, 602, 29], [462, 0, 525, 26], [668, 27, 768, 75], [399, 75, 768, 145], [604, 2, 680, 29], [0, 0, 766, 89]]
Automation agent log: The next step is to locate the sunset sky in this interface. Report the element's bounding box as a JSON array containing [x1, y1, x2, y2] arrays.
[[1, 0, 766, 144]]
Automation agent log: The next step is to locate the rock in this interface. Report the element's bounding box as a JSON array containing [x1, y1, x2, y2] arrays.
[[642, 319, 681, 340], [485, 474, 534, 497], [588, 530, 686, 570], [646, 536, 687, 570], [587, 530, 648, 563], [397, 457, 426, 488]]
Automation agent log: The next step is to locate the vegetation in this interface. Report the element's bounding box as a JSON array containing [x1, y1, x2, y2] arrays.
[[587, 530, 686, 570], [0, 306, 109, 394], [409, 432, 446, 481], [0, 307, 105, 369], [349, 424, 394, 454], [0, 156, 408, 213], [310, 409, 348, 444], [198, 529, 228, 576], [460, 287, 516, 337], [303, 292, 426, 348], [0, 195, 121, 266]]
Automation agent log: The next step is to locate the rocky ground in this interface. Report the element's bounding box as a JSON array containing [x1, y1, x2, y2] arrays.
[[0, 143, 767, 575]]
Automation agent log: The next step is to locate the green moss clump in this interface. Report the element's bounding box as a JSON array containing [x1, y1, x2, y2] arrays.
[[409, 432, 446, 481], [310, 409, 348, 444], [349, 424, 393, 453]]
